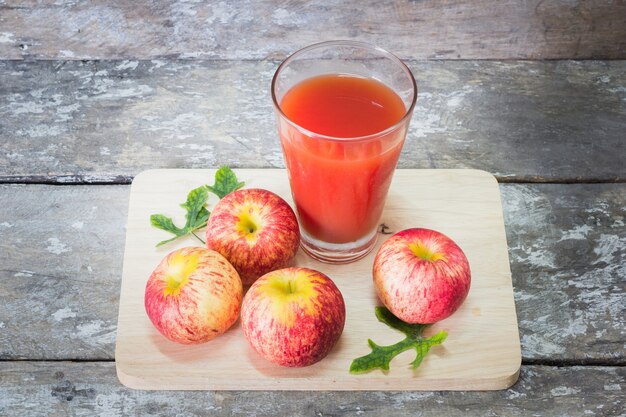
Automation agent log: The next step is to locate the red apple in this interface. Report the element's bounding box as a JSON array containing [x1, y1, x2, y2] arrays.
[[241, 267, 345, 367], [205, 188, 300, 285], [144, 246, 243, 344], [373, 228, 471, 324]]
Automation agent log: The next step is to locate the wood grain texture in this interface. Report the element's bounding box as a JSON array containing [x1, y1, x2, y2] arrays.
[[0, 185, 129, 360], [0, 180, 623, 363], [502, 184, 626, 364], [116, 169, 520, 391], [0, 362, 624, 416], [0, 0, 625, 60], [1, 60, 624, 183], [1, 0, 622, 408]]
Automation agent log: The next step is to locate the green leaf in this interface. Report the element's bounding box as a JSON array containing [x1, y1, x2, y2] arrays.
[[375, 306, 429, 339], [149, 186, 211, 247], [180, 185, 210, 230], [206, 166, 245, 199], [149, 166, 245, 247], [151, 214, 189, 247], [150, 214, 185, 236], [192, 207, 210, 230], [349, 307, 447, 374]]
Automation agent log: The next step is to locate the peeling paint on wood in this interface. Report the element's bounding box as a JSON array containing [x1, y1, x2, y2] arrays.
[[0, 60, 624, 183], [1, 0, 624, 409], [0, 362, 623, 416], [0, 185, 129, 360], [0, 1, 624, 60], [501, 184, 626, 362], [0, 183, 623, 363]]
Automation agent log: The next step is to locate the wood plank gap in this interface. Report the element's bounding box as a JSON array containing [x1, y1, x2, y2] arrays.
[[0, 358, 115, 363], [0, 175, 134, 185], [5, 57, 626, 63], [2, 176, 625, 186], [497, 177, 626, 184], [1, 358, 624, 367], [522, 358, 626, 367]]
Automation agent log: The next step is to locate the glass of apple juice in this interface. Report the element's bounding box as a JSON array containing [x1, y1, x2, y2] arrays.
[[271, 40, 417, 264]]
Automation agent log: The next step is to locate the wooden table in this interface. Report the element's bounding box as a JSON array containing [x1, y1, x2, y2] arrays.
[[0, 1, 624, 415]]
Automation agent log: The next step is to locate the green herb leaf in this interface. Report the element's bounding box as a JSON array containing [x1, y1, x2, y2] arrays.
[[180, 185, 210, 231], [150, 214, 188, 247], [149, 167, 244, 247], [150, 185, 209, 247], [349, 306, 447, 374], [205, 166, 245, 199], [150, 214, 185, 236]]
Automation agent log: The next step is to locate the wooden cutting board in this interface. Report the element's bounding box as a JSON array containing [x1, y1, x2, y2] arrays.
[[115, 169, 521, 391]]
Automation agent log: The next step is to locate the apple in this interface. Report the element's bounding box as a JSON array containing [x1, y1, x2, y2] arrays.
[[144, 246, 243, 344], [373, 228, 471, 324], [205, 188, 300, 285], [241, 267, 346, 367]]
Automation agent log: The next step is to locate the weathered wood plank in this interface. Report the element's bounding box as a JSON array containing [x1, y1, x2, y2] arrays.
[[502, 184, 626, 364], [1, 0, 625, 60], [1, 60, 624, 183], [0, 185, 128, 360], [0, 182, 624, 362], [0, 362, 623, 416]]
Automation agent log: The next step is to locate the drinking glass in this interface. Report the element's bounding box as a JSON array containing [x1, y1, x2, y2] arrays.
[[272, 40, 417, 263]]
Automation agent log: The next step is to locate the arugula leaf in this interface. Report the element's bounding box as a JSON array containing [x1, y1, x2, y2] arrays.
[[150, 185, 210, 246], [150, 214, 185, 236], [349, 306, 447, 373], [205, 166, 245, 199], [150, 167, 245, 247], [150, 215, 187, 247], [180, 185, 210, 231]]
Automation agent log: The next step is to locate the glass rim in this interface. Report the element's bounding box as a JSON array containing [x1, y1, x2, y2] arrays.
[[271, 40, 417, 143]]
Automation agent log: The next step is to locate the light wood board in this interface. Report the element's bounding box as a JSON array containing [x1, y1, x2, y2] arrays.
[[115, 169, 520, 391]]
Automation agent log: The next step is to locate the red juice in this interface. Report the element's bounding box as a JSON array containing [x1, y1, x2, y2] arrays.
[[279, 74, 407, 244]]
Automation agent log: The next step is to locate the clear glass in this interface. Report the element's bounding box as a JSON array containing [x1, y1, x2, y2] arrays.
[[272, 40, 417, 264]]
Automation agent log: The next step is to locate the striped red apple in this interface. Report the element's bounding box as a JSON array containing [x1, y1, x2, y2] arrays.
[[373, 228, 471, 324], [206, 188, 300, 285], [144, 247, 243, 344], [241, 267, 345, 367]]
